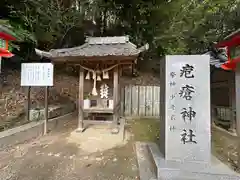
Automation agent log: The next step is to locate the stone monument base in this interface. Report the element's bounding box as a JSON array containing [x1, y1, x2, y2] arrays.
[[139, 142, 240, 180]]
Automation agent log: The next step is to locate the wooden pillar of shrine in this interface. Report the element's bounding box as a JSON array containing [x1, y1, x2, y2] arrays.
[[77, 66, 84, 132], [235, 63, 240, 166], [229, 78, 236, 133], [113, 66, 119, 128]]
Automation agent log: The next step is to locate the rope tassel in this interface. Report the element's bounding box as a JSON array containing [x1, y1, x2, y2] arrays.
[[97, 74, 101, 81], [85, 71, 90, 80], [92, 71, 96, 79], [102, 71, 109, 79], [92, 73, 98, 96]]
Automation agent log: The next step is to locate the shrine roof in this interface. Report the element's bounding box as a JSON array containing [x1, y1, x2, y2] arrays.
[[224, 28, 240, 40], [35, 36, 148, 59], [0, 25, 16, 41], [216, 28, 240, 48], [210, 29, 240, 69], [206, 52, 225, 68]]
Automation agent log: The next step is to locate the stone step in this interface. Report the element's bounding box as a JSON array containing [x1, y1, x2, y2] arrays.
[[146, 142, 240, 180], [160, 170, 240, 180], [135, 141, 157, 180]]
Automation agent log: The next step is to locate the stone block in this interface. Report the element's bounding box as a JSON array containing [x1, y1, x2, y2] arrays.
[[29, 103, 76, 121], [29, 109, 42, 121], [147, 142, 240, 180]]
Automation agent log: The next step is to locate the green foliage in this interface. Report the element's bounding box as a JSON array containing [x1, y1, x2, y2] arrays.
[[0, 19, 36, 51], [0, 20, 35, 42], [2, 0, 240, 56], [158, 0, 240, 54], [8, 0, 84, 49]]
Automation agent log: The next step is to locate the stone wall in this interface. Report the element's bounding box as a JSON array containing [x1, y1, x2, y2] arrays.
[[29, 103, 76, 121], [0, 111, 77, 150], [0, 102, 76, 132]]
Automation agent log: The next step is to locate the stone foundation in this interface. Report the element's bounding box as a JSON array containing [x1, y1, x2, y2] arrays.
[[29, 103, 76, 121]]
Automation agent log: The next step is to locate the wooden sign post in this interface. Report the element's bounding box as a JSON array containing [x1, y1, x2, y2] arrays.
[[25, 86, 31, 122], [21, 63, 54, 135], [44, 86, 49, 135]]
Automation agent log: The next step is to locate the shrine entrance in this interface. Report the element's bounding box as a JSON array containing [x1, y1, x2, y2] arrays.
[[36, 36, 148, 133]]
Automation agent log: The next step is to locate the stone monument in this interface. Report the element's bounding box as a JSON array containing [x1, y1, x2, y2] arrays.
[[147, 55, 240, 180], [160, 54, 211, 163]]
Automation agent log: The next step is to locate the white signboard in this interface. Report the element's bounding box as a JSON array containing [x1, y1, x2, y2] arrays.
[[21, 63, 54, 86]]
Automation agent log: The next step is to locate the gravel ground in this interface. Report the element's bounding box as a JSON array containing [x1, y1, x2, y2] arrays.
[[1, 117, 239, 180], [0, 120, 139, 180]]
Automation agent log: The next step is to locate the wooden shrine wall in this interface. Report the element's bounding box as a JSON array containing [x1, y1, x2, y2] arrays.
[[121, 85, 160, 117]]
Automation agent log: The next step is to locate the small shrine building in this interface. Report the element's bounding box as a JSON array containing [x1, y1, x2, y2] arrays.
[[0, 25, 16, 89], [35, 36, 148, 132], [0, 28, 16, 58]]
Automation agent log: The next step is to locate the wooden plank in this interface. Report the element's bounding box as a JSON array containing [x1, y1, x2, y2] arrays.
[[113, 66, 119, 125], [0, 56, 2, 74], [229, 80, 236, 131], [84, 120, 113, 125], [44, 86, 49, 135], [212, 81, 229, 88], [83, 108, 113, 114], [77, 66, 84, 131], [145, 86, 153, 116], [152, 85, 155, 116], [137, 86, 140, 116], [234, 63, 240, 166], [120, 87, 124, 116], [139, 86, 146, 116], [25, 86, 31, 122], [124, 86, 131, 116], [131, 86, 139, 116], [153, 86, 160, 116], [129, 85, 133, 116]]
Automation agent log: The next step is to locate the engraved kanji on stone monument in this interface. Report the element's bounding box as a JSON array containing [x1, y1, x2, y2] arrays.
[[181, 107, 196, 123], [171, 115, 176, 121], [168, 70, 177, 130], [169, 81, 176, 86], [180, 129, 197, 144], [180, 64, 195, 78], [179, 85, 195, 100], [169, 126, 176, 131], [179, 63, 197, 142], [170, 93, 177, 100], [160, 55, 211, 163], [170, 72, 176, 78]]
